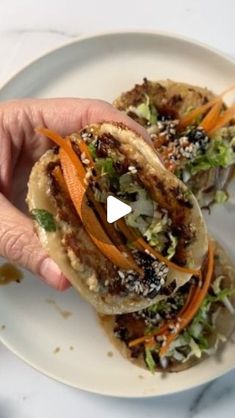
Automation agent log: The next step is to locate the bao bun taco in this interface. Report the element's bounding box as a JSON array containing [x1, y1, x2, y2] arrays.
[[114, 79, 235, 208], [27, 122, 207, 314], [100, 239, 235, 373]]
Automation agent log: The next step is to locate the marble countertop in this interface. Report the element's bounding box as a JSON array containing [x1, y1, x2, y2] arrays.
[[0, 0, 235, 417]]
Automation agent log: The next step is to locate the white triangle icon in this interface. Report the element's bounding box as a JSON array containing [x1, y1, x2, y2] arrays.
[[107, 196, 132, 223]]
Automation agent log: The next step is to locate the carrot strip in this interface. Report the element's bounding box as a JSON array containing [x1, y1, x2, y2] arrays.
[[117, 219, 201, 277], [74, 139, 141, 268], [159, 240, 214, 357], [128, 283, 196, 348], [91, 201, 142, 273], [38, 128, 141, 272], [60, 148, 137, 271], [52, 164, 141, 272], [129, 244, 212, 350], [52, 165, 69, 194], [209, 103, 235, 134], [200, 100, 222, 132], [38, 128, 199, 276], [37, 128, 86, 178], [179, 84, 235, 129], [129, 324, 169, 348]]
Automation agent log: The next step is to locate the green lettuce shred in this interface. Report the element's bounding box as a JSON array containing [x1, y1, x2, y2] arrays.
[[145, 347, 156, 373], [215, 190, 228, 204], [88, 142, 97, 158], [95, 158, 116, 178], [128, 95, 158, 124], [187, 140, 235, 175], [167, 233, 178, 260]]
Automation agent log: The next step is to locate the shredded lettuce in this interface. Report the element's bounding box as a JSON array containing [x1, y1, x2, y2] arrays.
[[167, 233, 178, 260], [94, 158, 119, 193], [188, 338, 202, 358], [187, 140, 235, 175], [88, 142, 97, 159], [207, 288, 235, 304], [144, 268, 235, 365], [119, 173, 154, 233], [128, 95, 158, 125], [215, 190, 228, 204], [144, 347, 156, 373], [143, 214, 169, 251], [212, 126, 235, 143], [95, 158, 116, 178], [146, 299, 168, 315]]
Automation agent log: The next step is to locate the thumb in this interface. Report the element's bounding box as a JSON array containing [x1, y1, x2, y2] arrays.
[[0, 193, 70, 291]]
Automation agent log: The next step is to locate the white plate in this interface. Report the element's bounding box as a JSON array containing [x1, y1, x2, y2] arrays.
[[0, 31, 235, 398]]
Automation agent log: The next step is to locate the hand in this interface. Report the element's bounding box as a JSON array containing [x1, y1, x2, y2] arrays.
[[0, 98, 150, 290]]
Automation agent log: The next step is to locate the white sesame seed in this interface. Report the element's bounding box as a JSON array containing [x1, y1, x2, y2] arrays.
[[83, 158, 90, 165], [160, 357, 168, 369]]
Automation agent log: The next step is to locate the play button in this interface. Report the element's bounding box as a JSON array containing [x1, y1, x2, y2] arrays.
[[107, 196, 132, 223]]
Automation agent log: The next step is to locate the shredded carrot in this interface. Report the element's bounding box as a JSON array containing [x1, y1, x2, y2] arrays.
[[159, 240, 214, 357], [117, 219, 201, 277], [78, 139, 94, 169], [38, 128, 141, 272], [129, 324, 169, 348], [179, 84, 235, 129], [52, 165, 69, 195], [128, 284, 195, 348], [209, 103, 235, 134], [74, 138, 141, 270], [200, 100, 223, 132], [91, 201, 142, 273], [129, 242, 213, 351], [179, 98, 221, 129], [60, 148, 137, 271], [37, 128, 86, 178]]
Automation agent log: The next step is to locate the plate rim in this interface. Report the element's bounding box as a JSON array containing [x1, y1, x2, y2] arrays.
[[0, 29, 234, 91], [1, 29, 235, 398]]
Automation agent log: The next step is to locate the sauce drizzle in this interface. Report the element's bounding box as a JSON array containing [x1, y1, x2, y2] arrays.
[[0, 263, 23, 285]]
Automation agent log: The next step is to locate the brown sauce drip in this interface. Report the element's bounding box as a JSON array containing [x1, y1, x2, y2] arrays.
[[0, 263, 23, 286]]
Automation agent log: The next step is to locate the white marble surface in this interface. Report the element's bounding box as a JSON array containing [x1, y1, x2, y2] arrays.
[[0, 0, 235, 417]]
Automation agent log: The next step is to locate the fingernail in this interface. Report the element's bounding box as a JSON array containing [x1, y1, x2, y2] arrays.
[[39, 257, 70, 291]]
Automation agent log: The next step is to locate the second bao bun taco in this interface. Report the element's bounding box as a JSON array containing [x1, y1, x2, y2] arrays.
[[27, 122, 207, 314], [114, 79, 235, 208]]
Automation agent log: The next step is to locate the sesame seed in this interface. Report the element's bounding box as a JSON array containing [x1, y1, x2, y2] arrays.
[[83, 158, 90, 165], [118, 271, 125, 279], [128, 165, 137, 174]]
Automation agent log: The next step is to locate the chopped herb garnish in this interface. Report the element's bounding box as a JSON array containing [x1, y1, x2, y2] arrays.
[[31, 209, 56, 232], [145, 347, 156, 373], [95, 158, 116, 178], [88, 142, 97, 159]]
